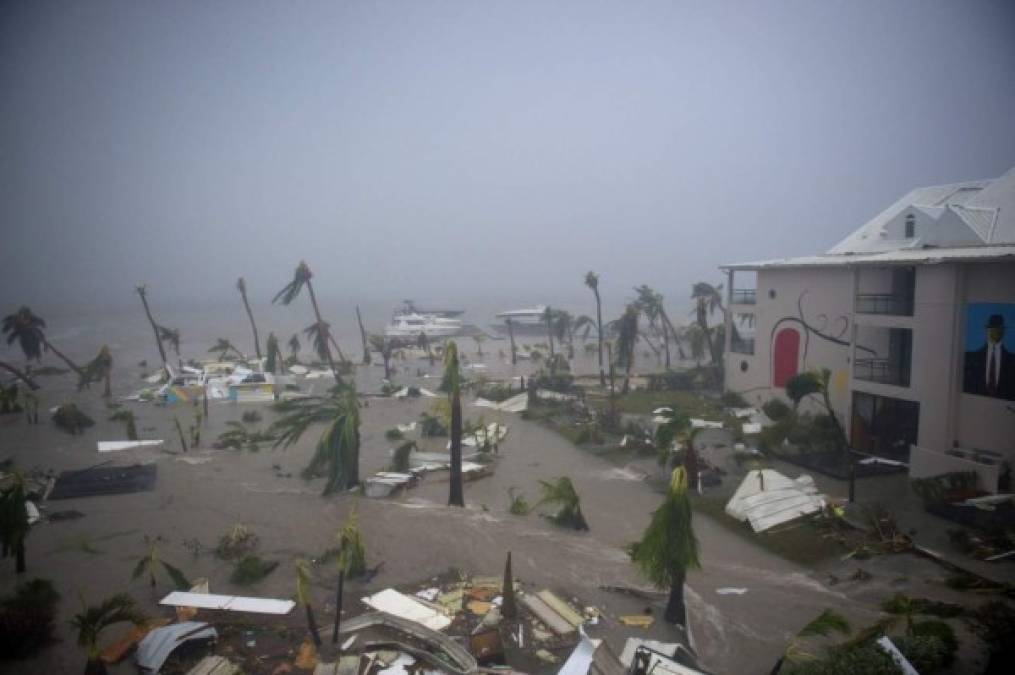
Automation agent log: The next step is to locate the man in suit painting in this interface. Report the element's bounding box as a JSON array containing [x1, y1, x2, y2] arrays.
[[964, 313, 1015, 400]]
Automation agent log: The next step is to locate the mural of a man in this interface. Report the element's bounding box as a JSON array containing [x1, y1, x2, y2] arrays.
[[964, 311, 1015, 400]]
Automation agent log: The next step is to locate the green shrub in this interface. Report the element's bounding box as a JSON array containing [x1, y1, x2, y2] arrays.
[[418, 412, 447, 437], [0, 578, 60, 660], [909, 620, 958, 665], [230, 555, 278, 585], [966, 601, 1015, 673], [762, 398, 792, 421], [721, 391, 748, 408], [384, 427, 404, 441], [241, 410, 262, 424], [893, 634, 951, 674]]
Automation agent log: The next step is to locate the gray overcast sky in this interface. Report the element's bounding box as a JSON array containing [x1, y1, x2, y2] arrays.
[[2, 0, 1014, 314]]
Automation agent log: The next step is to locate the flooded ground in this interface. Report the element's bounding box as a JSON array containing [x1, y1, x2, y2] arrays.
[[0, 315, 996, 674]]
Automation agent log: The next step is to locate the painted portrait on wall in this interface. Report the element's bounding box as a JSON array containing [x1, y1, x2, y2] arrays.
[[963, 303, 1015, 400]]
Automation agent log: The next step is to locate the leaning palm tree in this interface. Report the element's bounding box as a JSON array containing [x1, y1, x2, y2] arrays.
[[288, 333, 302, 363], [614, 304, 640, 394], [272, 387, 361, 494], [785, 369, 848, 455], [636, 285, 685, 368], [295, 559, 322, 647], [445, 341, 465, 507], [355, 306, 371, 365], [0, 469, 31, 573], [209, 338, 244, 361], [416, 331, 434, 366], [552, 309, 575, 358], [368, 335, 395, 380], [691, 282, 724, 365], [70, 593, 145, 675], [273, 261, 343, 384], [542, 306, 555, 358], [130, 536, 190, 591], [534, 476, 589, 530], [3, 306, 86, 378], [236, 277, 262, 359], [630, 467, 700, 626], [79, 345, 113, 396], [585, 271, 606, 385], [135, 285, 168, 369], [157, 326, 181, 359], [109, 409, 138, 441], [0, 360, 38, 390], [505, 318, 518, 365], [265, 333, 284, 374]]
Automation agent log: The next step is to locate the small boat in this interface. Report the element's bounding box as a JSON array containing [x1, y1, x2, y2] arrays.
[[492, 305, 548, 335]]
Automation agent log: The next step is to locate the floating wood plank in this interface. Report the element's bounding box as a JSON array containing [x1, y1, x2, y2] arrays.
[[536, 590, 584, 627], [521, 594, 575, 635], [160, 591, 295, 615]]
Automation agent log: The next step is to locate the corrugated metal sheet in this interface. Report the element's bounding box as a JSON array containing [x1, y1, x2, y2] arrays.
[[722, 244, 1015, 270]]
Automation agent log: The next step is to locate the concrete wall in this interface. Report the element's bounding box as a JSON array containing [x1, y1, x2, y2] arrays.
[[725, 267, 854, 417]]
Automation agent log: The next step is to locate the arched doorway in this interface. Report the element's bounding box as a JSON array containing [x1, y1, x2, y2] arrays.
[[773, 328, 800, 387]]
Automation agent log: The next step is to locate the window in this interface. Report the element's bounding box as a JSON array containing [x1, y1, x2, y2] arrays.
[[904, 214, 915, 238]]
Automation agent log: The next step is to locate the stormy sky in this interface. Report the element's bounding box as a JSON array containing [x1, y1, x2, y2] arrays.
[[2, 0, 1014, 315]]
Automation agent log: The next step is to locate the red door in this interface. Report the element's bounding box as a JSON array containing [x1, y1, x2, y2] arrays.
[[773, 328, 800, 387]]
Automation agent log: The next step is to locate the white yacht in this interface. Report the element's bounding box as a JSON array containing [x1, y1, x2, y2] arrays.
[[492, 305, 548, 335], [384, 312, 463, 338]]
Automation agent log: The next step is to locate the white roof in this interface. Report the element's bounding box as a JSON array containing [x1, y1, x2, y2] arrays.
[[722, 243, 1015, 271], [724, 166, 1015, 270]]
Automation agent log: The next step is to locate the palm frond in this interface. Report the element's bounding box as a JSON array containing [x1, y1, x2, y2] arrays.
[[273, 261, 312, 305], [798, 609, 851, 639], [161, 560, 191, 590]]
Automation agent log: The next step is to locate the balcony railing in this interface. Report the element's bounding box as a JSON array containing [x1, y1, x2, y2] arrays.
[[855, 293, 913, 316], [731, 289, 756, 305], [730, 337, 755, 355], [854, 357, 910, 387]]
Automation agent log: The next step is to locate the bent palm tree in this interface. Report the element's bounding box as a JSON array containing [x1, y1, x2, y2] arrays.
[[630, 467, 700, 626], [80, 345, 113, 396], [274, 261, 344, 384], [272, 387, 361, 494], [236, 277, 262, 359], [295, 559, 322, 647], [356, 306, 371, 365], [71, 593, 145, 675], [368, 335, 395, 380], [534, 476, 588, 530], [614, 304, 640, 394], [585, 271, 606, 385], [135, 285, 168, 369], [157, 326, 180, 358], [543, 306, 555, 358], [0, 469, 31, 573], [265, 333, 284, 374], [130, 536, 190, 590], [209, 338, 244, 361], [3, 306, 86, 378], [505, 318, 517, 365], [288, 333, 302, 363], [445, 341, 465, 507], [691, 282, 724, 365], [785, 369, 849, 455], [0, 361, 38, 390]]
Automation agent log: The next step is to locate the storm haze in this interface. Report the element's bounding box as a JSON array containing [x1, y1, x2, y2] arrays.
[[2, 0, 1014, 315]]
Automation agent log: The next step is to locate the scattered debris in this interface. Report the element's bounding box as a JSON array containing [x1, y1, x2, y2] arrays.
[[725, 469, 826, 533], [136, 621, 217, 672], [159, 591, 295, 615], [49, 464, 157, 500], [186, 655, 242, 675], [618, 615, 655, 628], [98, 440, 165, 453], [473, 393, 528, 413], [361, 588, 452, 631], [51, 403, 95, 434], [715, 588, 747, 595]]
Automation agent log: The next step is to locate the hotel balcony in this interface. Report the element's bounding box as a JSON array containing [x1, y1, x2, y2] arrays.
[[853, 326, 912, 387], [855, 266, 915, 316]]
